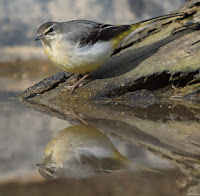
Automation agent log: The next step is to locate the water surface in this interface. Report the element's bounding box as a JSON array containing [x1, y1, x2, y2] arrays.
[[0, 61, 199, 196]]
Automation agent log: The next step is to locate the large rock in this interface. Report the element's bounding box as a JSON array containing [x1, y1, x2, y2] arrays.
[[17, 0, 200, 101]]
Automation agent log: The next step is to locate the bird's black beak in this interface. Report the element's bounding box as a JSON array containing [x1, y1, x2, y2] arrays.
[[35, 35, 44, 41], [36, 163, 45, 168]]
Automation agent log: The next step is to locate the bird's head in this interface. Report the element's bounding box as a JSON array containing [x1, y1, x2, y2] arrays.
[[35, 21, 61, 42]]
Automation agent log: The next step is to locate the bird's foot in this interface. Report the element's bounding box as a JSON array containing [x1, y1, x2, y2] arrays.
[[63, 84, 80, 94], [63, 72, 90, 94]]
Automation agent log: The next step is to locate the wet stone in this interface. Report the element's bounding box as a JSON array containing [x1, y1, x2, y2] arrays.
[[16, 1, 200, 102], [115, 89, 157, 106]]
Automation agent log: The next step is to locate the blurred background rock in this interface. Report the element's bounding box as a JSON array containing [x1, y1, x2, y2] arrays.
[[0, 0, 185, 61]]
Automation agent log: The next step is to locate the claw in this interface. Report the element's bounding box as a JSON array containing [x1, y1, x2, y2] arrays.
[[70, 84, 78, 94], [62, 85, 76, 94]]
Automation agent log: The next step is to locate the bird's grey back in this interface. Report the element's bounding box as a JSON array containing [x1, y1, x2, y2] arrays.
[[59, 20, 130, 46], [59, 20, 102, 45], [60, 20, 99, 33]]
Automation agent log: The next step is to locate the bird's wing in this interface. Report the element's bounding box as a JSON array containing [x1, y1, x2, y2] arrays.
[[80, 23, 131, 46], [63, 20, 130, 46]]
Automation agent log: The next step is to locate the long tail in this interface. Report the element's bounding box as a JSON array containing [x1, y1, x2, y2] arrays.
[[130, 13, 182, 30], [112, 13, 183, 48]]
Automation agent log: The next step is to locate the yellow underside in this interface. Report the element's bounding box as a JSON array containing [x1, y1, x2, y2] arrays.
[[44, 43, 110, 74], [111, 26, 135, 48], [55, 61, 104, 74]]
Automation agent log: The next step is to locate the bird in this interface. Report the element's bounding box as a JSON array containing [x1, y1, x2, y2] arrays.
[[36, 125, 127, 179], [35, 13, 182, 93], [36, 124, 164, 179]]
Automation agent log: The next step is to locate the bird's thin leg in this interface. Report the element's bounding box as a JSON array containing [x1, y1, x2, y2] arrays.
[[64, 72, 90, 93], [70, 109, 89, 125], [70, 72, 90, 93], [67, 73, 82, 84]]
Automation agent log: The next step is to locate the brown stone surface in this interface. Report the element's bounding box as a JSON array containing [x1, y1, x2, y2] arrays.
[[17, 1, 200, 102]]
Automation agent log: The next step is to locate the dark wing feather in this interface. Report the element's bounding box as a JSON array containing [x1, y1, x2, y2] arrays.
[[60, 20, 130, 47], [79, 23, 131, 46]]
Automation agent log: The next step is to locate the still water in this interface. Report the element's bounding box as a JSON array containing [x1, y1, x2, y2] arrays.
[[0, 61, 199, 196]]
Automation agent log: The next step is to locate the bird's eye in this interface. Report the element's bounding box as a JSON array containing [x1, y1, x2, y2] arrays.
[[49, 27, 54, 33], [47, 168, 54, 175], [48, 170, 54, 175]]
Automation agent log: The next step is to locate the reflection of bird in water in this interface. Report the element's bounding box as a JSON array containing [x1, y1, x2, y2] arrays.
[[37, 125, 127, 179]]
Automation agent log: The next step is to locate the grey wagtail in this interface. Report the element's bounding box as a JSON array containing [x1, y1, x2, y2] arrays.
[[36, 13, 182, 93], [36, 125, 127, 179], [37, 125, 164, 179]]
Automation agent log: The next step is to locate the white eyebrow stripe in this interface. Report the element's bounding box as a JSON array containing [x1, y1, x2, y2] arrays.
[[44, 26, 53, 34]]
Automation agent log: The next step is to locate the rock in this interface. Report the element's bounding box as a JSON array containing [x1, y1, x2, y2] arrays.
[[115, 90, 157, 107], [16, 0, 200, 102]]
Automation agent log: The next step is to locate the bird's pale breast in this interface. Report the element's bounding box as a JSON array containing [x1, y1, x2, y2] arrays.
[[43, 38, 113, 74]]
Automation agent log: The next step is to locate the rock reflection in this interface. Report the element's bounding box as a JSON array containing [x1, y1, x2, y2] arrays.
[[20, 95, 200, 186], [37, 125, 127, 179]]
